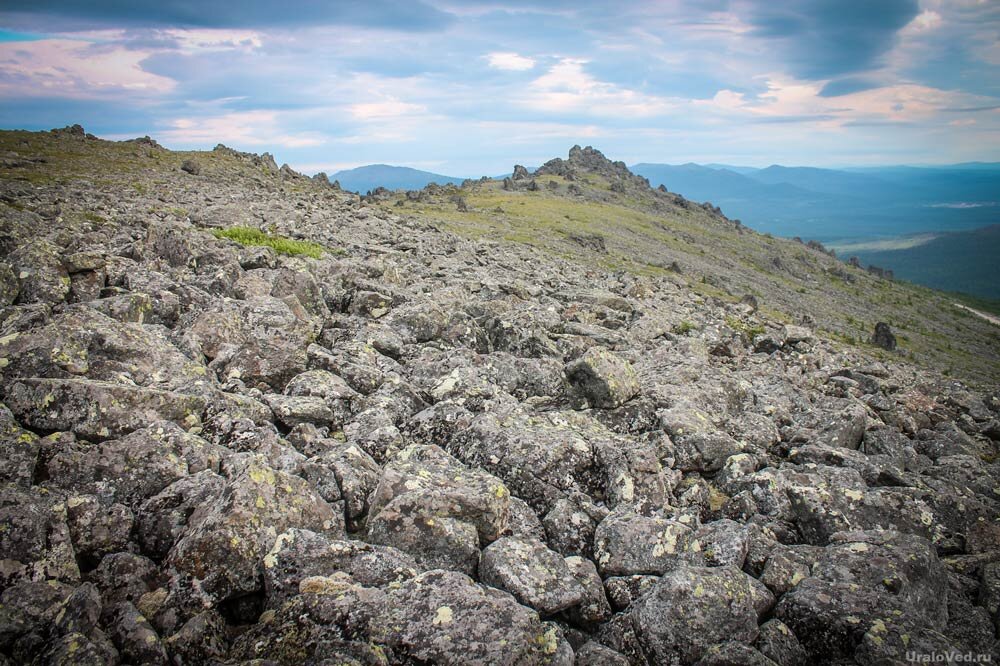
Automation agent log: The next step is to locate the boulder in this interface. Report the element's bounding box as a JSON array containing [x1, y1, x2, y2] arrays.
[[594, 510, 702, 576], [630, 566, 760, 664], [165, 456, 342, 606], [4, 378, 205, 441], [775, 530, 948, 661], [371, 570, 574, 665], [479, 537, 587, 615], [263, 528, 417, 609], [870, 322, 897, 351], [564, 347, 640, 409]]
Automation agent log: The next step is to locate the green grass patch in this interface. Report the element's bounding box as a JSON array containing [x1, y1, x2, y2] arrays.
[[673, 320, 697, 335], [211, 226, 326, 258], [725, 316, 765, 339]]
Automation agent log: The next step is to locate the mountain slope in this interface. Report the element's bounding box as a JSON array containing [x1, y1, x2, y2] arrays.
[[0, 129, 998, 666], [330, 163, 465, 193]]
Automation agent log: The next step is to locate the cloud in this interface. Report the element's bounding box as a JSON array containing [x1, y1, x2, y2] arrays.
[[485, 51, 535, 70], [741, 0, 920, 78], [0, 37, 175, 97], [349, 99, 427, 120], [0, 0, 453, 32], [520, 58, 675, 117], [158, 110, 328, 148], [819, 77, 882, 97]]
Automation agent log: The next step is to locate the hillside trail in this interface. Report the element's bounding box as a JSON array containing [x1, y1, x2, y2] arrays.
[[955, 302, 1000, 327]]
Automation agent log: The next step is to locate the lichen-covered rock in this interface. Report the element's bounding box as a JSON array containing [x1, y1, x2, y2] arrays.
[[4, 377, 206, 441], [229, 574, 389, 664], [450, 409, 606, 513], [543, 498, 598, 558], [787, 480, 940, 545], [658, 406, 743, 472], [695, 642, 779, 666], [263, 528, 417, 609], [593, 510, 702, 576], [136, 470, 227, 560], [165, 456, 342, 607], [8, 239, 70, 305], [162, 610, 228, 665], [45, 421, 224, 507], [629, 565, 760, 664], [604, 574, 660, 612], [367, 444, 511, 548], [64, 495, 133, 565], [367, 491, 482, 575], [0, 580, 74, 653], [479, 537, 587, 615], [0, 403, 39, 488], [775, 530, 948, 661], [564, 347, 640, 409], [0, 306, 210, 392], [754, 619, 808, 666], [564, 555, 612, 626], [264, 393, 336, 428], [371, 569, 573, 665], [107, 602, 168, 666], [187, 295, 316, 389], [0, 485, 80, 586], [696, 519, 750, 568], [85, 552, 158, 614], [574, 641, 629, 666]]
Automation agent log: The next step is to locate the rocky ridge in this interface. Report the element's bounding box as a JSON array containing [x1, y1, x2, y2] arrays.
[[0, 127, 998, 665]]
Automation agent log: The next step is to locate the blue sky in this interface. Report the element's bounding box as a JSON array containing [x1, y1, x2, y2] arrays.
[[1, 1, 998, 175]]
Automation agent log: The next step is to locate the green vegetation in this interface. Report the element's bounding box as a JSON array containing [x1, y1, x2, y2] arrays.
[[725, 316, 765, 339], [673, 320, 697, 335], [211, 226, 326, 258]]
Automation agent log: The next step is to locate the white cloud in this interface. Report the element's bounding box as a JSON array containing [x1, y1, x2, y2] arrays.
[[165, 29, 263, 53], [0, 38, 175, 97], [519, 58, 675, 117], [901, 10, 943, 35], [159, 110, 328, 148], [349, 99, 427, 120], [486, 52, 536, 71]]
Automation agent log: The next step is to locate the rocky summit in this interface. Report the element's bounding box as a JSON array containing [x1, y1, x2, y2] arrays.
[[0, 126, 998, 666]]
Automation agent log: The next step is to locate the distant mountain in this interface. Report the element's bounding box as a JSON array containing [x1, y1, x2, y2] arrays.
[[702, 163, 761, 175], [842, 224, 1000, 301], [330, 164, 465, 193], [631, 163, 814, 203], [748, 165, 900, 198], [631, 162, 1000, 244]]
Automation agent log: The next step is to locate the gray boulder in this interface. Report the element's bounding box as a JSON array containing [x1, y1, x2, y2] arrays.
[[630, 565, 760, 664], [565, 347, 640, 409], [479, 537, 587, 615], [594, 510, 702, 576], [775, 530, 948, 661], [371, 569, 573, 665]]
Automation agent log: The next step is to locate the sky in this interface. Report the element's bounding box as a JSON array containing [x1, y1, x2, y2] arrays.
[[1, 0, 998, 176]]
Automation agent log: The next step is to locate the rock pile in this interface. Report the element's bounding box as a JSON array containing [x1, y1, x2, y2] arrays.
[[0, 128, 998, 664]]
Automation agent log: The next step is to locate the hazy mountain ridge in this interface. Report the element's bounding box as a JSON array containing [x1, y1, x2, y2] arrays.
[[330, 164, 465, 193]]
